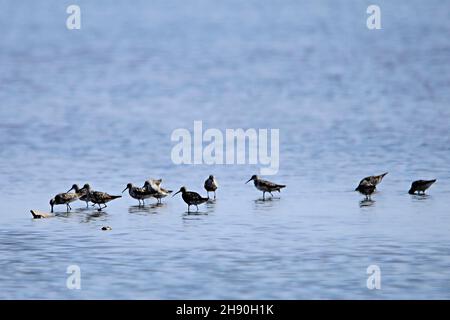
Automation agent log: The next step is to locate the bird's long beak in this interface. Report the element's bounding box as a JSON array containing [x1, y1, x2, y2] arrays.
[[67, 187, 74, 193], [245, 178, 252, 184], [122, 187, 128, 193], [172, 190, 181, 197]]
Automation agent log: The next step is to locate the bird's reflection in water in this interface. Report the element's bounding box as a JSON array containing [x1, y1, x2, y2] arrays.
[[205, 199, 216, 209], [359, 199, 375, 208], [410, 194, 430, 200], [128, 203, 164, 215], [253, 196, 280, 211], [182, 211, 209, 222], [83, 210, 108, 223]]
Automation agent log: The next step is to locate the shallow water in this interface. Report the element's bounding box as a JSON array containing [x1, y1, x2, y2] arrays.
[[0, 0, 449, 299]]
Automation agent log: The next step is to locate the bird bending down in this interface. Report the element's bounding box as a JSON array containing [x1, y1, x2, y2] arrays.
[[49, 184, 84, 213], [122, 183, 155, 206], [204, 175, 218, 199], [245, 175, 286, 200], [172, 186, 208, 212], [355, 180, 376, 200], [143, 179, 172, 204], [408, 179, 436, 195], [359, 172, 388, 187]]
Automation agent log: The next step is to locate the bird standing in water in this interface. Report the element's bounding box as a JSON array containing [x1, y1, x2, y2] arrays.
[[355, 180, 376, 200], [78, 183, 92, 207], [408, 179, 436, 195], [122, 183, 155, 206], [204, 175, 218, 199], [172, 186, 208, 212], [143, 179, 172, 204], [245, 175, 286, 200], [80, 183, 121, 211], [49, 184, 84, 213]]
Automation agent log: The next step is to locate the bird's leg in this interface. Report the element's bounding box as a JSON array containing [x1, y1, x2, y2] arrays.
[[51, 205, 54, 213], [187, 204, 190, 212], [214, 191, 216, 199], [269, 191, 274, 197], [68, 203, 72, 210], [142, 199, 145, 206], [66, 204, 70, 212], [196, 205, 199, 211], [85, 201, 89, 208]]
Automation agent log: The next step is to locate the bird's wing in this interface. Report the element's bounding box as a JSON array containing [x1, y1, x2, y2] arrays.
[[259, 179, 285, 189]]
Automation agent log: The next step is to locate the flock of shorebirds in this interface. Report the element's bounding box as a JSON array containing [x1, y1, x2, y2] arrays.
[[45, 174, 284, 214], [41, 172, 436, 216]]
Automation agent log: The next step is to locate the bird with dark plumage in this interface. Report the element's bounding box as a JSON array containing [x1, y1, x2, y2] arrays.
[[49, 184, 84, 213], [359, 172, 388, 187], [172, 186, 208, 212], [78, 183, 93, 207], [81, 184, 121, 211], [408, 179, 436, 195], [355, 180, 376, 200], [204, 175, 218, 199], [123, 183, 155, 206], [245, 175, 286, 200]]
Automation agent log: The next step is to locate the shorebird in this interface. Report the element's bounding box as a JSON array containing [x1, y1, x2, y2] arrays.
[[78, 183, 93, 207], [122, 183, 155, 206], [359, 172, 388, 187], [80, 183, 121, 210], [408, 179, 436, 195], [245, 175, 286, 200], [355, 180, 376, 200], [143, 179, 172, 204], [172, 186, 208, 212], [49, 184, 83, 213], [204, 175, 218, 199], [89, 190, 121, 211]]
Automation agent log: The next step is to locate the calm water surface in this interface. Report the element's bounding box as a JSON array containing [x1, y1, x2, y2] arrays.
[[0, 0, 449, 299]]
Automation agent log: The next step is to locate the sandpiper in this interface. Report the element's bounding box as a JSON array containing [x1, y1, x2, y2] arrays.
[[359, 172, 388, 187], [172, 186, 208, 212], [49, 184, 83, 213], [79, 183, 93, 207], [245, 175, 286, 200], [89, 190, 121, 211], [408, 179, 436, 195], [143, 179, 172, 204], [355, 180, 376, 200], [122, 183, 155, 206], [204, 175, 218, 199]]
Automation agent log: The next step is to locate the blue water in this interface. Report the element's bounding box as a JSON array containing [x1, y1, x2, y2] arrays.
[[0, 0, 450, 299]]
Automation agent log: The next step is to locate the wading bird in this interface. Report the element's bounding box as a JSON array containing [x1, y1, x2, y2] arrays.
[[122, 183, 155, 206], [359, 172, 388, 187], [355, 180, 376, 200], [143, 179, 172, 204], [245, 175, 286, 200], [49, 184, 84, 213], [408, 179, 436, 195], [204, 175, 218, 199], [78, 183, 93, 207], [172, 186, 208, 212]]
